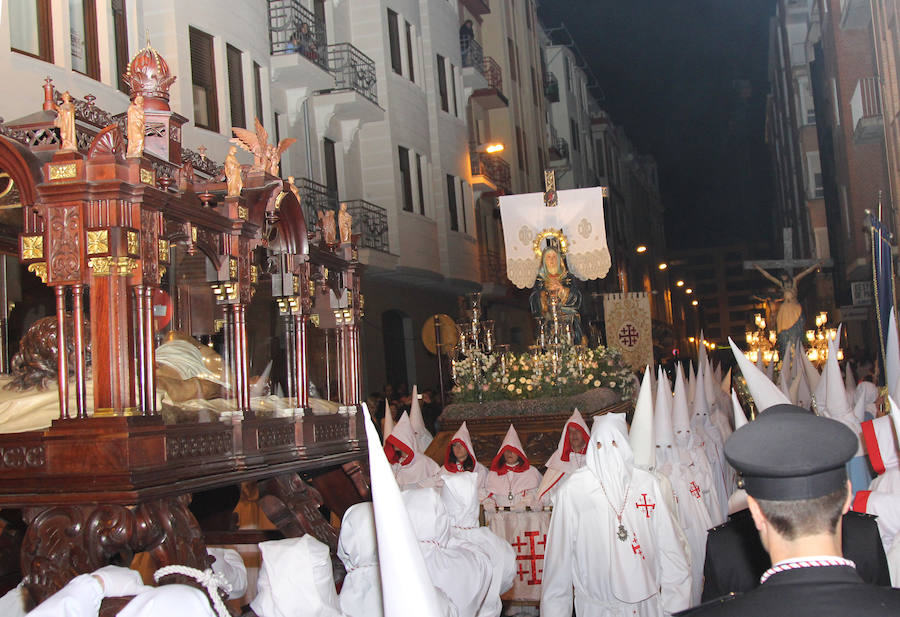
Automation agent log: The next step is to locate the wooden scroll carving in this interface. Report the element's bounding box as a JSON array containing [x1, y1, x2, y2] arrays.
[[20, 495, 208, 606]]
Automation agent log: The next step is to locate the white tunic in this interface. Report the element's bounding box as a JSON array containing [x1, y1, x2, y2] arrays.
[[540, 415, 691, 617]]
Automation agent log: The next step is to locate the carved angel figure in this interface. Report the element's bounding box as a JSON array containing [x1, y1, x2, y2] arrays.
[[224, 146, 243, 197], [338, 202, 352, 243], [231, 117, 296, 175], [51, 91, 77, 152], [318, 209, 337, 244], [126, 94, 145, 158]]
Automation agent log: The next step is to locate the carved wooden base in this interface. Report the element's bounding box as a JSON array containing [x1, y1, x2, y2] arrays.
[[21, 494, 209, 606]]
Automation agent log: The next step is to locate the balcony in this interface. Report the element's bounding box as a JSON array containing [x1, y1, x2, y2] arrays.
[[323, 43, 378, 105], [471, 57, 508, 109], [295, 177, 338, 230], [344, 199, 390, 253], [544, 72, 560, 103], [460, 0, 490, 16], [470, 147, 511, 194], [480, 248, 508, 289], [850, 77, 883, 144], [461, 36, 488, 91], [840, 0, 870, 29], [268, 0, 333, 91], [549, 136, 569, 161]]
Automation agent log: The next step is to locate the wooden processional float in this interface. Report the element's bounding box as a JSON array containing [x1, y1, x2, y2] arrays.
[[0, 43, 368, 607]]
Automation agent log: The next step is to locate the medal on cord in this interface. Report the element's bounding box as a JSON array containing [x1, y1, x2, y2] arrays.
[[598, 474, 631, 542]]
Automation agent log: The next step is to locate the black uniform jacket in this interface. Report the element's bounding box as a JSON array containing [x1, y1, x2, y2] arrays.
[[700, 508, 890, 602], [679, 565, 900, 617]]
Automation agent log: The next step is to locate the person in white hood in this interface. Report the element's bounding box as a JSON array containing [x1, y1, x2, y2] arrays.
[[483, 425, 543, 510], [402, 487, 491, 617], [442, 421, 488, 499], [537, 409, 590, 503], [337, 502, 383, 617], [441, 473, 515, 617], [540, 413, 692, 616], [384, 411, 442, 490]]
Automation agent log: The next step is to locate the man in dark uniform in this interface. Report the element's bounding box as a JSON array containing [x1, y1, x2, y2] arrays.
[[701, 403, 890, 601], [701, 505, 890, 600], [677, 406, 900, 616]]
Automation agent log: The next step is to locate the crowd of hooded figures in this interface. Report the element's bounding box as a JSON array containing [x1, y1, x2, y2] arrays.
[[14, 317, 900, 616]]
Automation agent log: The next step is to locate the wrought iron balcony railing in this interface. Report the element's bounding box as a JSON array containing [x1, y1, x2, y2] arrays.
[[480, 248, 507, 286], [460, 36, 485, 78], [483, 56, 503, 92], [295, 177, 338, 230], [544, 71, 559, 102], [344, 199, 389, 253], [469, 148, 511, 194], [326, 43, 378, 104], [268, 0, 328, 71]]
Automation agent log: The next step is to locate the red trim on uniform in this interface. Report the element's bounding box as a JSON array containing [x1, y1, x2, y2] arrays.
[[490, 445, 530, 474], [538, 472, 566, 500], [443, 439, 475, 472], [861, 420, 885, 475], [561, 424, 589, 462], [384, 435, 414, 465], [852, 490, 872, 514]]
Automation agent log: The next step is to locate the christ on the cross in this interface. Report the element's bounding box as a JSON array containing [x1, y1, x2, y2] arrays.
[[754, 260, 823, 353]]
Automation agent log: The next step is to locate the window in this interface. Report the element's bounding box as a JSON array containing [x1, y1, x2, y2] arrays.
[[570, 118, 579, 151], [447, 175, 459, 231], [515, 126, 525, 170], [564, 55, 571, 91], [526, 1, 533, 30], [70, 0, 100, 79], [405, 21, 415, 83], [10, 0, 53, 61], [190, 27, 219, 132], [450, 63, 458, 116], [388, 9, 402, 75], [706, 312, 720, 324], [253, 62, 264, 125], [323, 138, 338, 194], [595, 139, 605, 176], [531, 67, 539, 106], [507, 38, 518, 82], [226, 44, 246, 129], [112, 0, 129, 93], [416, 153, 425, 215], [437, 54, 449, 112], [399, 147, 413, 212], [459, 179, 468, 233], [729, 310, 747, 321]]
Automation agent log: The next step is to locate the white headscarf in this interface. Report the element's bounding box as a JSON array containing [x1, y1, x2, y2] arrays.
[[251, 535, 343, 617], [385, 412, 442, 490], [337, 502, 383, 617]]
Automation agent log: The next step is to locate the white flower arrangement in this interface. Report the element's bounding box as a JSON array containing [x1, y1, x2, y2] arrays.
[[451, 345, 635, 403]]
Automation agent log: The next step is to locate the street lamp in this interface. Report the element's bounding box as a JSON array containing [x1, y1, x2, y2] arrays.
[[685, 288, 693, 294], [691, 299, 699, 306], [676, 280, 684, 287], [658, 262, 668, 270], [636, 245, 648, 253]]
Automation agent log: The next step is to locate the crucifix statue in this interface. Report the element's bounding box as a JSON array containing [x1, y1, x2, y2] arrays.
[[744, 228, 828, 356]]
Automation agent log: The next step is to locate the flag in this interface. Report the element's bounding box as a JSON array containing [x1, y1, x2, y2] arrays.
[[871, 216, 895, 383], [603, 292, 654, 371]]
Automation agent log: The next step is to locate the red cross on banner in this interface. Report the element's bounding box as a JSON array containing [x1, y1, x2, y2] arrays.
[[516, 562, 530, 582], [513, 530, 546, 586], [511, 535, 527, 551], [689, 481, 701, 499], [631, 536, 645, 560], [618, 323, 640, 348], [635, 493, 655, 518]]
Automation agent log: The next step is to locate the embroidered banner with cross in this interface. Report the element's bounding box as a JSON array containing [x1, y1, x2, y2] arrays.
[[603, 292, 653, 371], [484, 508, 552, 602]]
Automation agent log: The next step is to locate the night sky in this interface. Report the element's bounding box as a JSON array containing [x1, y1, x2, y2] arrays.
[[538, 0, 777, 250]]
